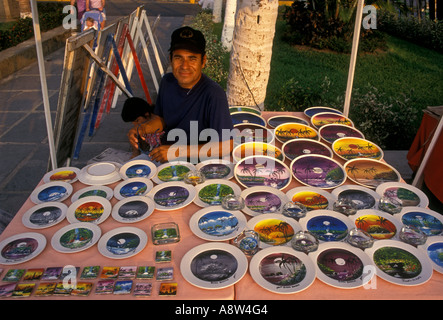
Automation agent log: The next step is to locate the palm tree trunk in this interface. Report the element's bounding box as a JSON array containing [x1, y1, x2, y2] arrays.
[[221, 0, 237, 51], [213, 0, 223, 23], [17, 0, 32, 18]]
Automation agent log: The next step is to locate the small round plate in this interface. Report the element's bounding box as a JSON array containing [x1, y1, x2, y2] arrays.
[[282, 138, 333, 161], [43, 166, 80, 184], [195, 159, 234, 180], [231, 112, 266, 127], [304, 106, 343, 118], [332, 185, 380, 210], [344, 159, 401, 189], [233, 123, 274, 146], [119, 159, 157, 180], [232, 142, 284, 163], [51, 222, 101, 254], [71, 185, 114, 202], [311, 112, 354, 129], [241, 186, 289, 216], [30, 181, 73, 204], [298, 210, 354, 242], [365, 239, 433, 286], [113, 177, 153, 200], [22, 202, 68, 229], [332, 137, 383, 161], [152, 161, 196, 184], [418, 236, 443, 274], [396, 207, 443, 237], [148, 181, 196, 211], [352, 209, 403, 240], [66, 196, 112, 225], [97, 227, 148, 259], [78, 162, 122, 185], [180, 242, 248, 290], [286, 186, 336, 211], [310, 242, 375, 289], [274, 123, 319, 144], [250, 246, 316, 294], [267, 115, 309, 128], [229, 106, 261, 115], [194, 179, 242, 207], [319, 124, 365, 144], [376, 182, 429, 209], [0, 232, 47, 265], [112, 196, 155, 223], [189, 206, 247, 241]]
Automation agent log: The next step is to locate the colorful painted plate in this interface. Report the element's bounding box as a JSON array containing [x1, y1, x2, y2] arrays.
[[418, 236, 443, 274], [148, 181, 196, 211], [229, 106, 261, 115], [152, 161, 196, 184], [286, 186, 336, 211], [233, 123, 274, 146], [352, 209, 403, 240], [282, 138, 333, 161], [111, 196, 155, 223], [267, 115, 309, 128], [51, 222, 101, 254], [234, 155, 292, 190], [22, 202, 68, 229], [396, 207, 443, 237], [376, 182, 429, 209], [232, 142, 284, 163], [247, 213, 302, 248], [274, 123, 319, 144], [119, 159, 157, 180], [180, 242, 248, 290], [231, 112, 266, 127], [43, 166, 80, 184], [304, 106, 343, 118], [71, 185, 113, 202], [290, 154, 346, 189], [309, 242, 374, 289], [250, 246, 316, 294], [332, 185, 380, 210], [30, 181, 73, 204], [299, 210, 354, 242], [194, 179, 242, 207], [332, 137, 383, 161], [195, 159, 234, 180], [189, 206, 247, 241], [78, 162, 122, 185], [113, 178, 153, 200], [0, 232, 47, 265], [66, 196, 112, 225], [241, 186, 289, 216], [319, 124, 365, 144], [365, 239, 433, 286], [97, 227, 148, 260], [344, 159, 401, 189], [311, 112, 354, 129]]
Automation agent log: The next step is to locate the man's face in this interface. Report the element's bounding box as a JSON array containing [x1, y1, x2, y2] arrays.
[[171, 49, 207, 89]]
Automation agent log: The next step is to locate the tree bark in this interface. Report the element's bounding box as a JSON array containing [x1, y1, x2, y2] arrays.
[[221, 0, 237, 51]]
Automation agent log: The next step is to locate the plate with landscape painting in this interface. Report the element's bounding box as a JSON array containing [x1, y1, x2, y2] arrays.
[[267, 115, 309, 128], [113, 178, 153, 200], [332, 137, 383, 161], [365, 239, 433, 286], [311, 112, 354, 129], [418, 236, 443, 274], [195, 159, 234, 180], [22, 202, 68, 229], [376, 182, 429, 209], [71, 185, 113, 202], [51, 222, 101, 254], [285, 186, 336, 211], [229, 106, 261, 115], [231, 112, 267, 127], [43, 166, 80, 184], [0, 232, 46, 265], [304, 106, 343, 118], [247, 214, 302, 248], [299, 210, 353, 242], [232, 142, 284, 163], [282, 138, 333, 161], [194, 179, 242, 207], [119, 159, 157, 180], [148, 181, 196, 211], [396, 207, 443, 237], [233, 123, 274, 146], [152, 161, 196, 184], [66, 196, 112, 225], [274, 123, 319, 144], [344, 159, 401, 189], [30, 181, 73, 204], [319, 124, 365, 145], [111, 196, 155, 223], [250, 246, 316, 294], [290, 154, 346, 189], [189, 206, 247, 241], [234, 156, 291, 190], [98, 227, 148, 260], [332, 185, 380, 210], [352, 209, 402, 240], [241, 186, 289, 216]]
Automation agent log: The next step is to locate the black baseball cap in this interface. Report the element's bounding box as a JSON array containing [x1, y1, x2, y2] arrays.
[[169, 26, 206, 55]]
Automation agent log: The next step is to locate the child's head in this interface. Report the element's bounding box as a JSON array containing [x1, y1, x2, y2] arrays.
[[121, 97, 154, 125], [86, 17, 95, 27]]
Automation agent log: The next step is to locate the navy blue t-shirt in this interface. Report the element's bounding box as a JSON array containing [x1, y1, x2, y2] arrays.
[[154, 73, 233, 145]]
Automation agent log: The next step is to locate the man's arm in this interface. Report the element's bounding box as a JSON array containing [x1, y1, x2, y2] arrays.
[[128, 114, 165, 152]]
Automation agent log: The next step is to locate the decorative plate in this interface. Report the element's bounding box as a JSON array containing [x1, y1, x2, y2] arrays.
[[332, 137, 383, 161], [113, 178, 153, 200], [194, 179, 242, 207], [311, 112, 354, 129], [249, 246, 316, 294], [299, 210, 353, 242], [247, 214, 302, 248], [418, 236, 443, 274], [119, 159, 157, 180], [231, 112, 266, 127], [66, 196, 112, 225], [43, 166, 80, 184], [375, 182, 429, 209], [234, 155, 291, 190], [148, 181, 196, 211], [152, 161, 196, 184], [189, 206, 247, 241], [365, 239, 433, 286], [352, 209, 403, 240], [286, 186, 336, 211], [30, 181, 73, 204], [344, 159, 401, 189], [195, 159, 234, 180], [180, 242, 248, 289], [319, 124, 365, 144], [71, 185, 113, 202], [332, 185, 380, 210], [309, 242, 375, 289], [282, 138, 333, 161], [267, 115, 309, 128], [304, 106, 343, 118], [0, 232, 46, 265], [232, 142, 284, 163], [274, 123, 319, 144], [229, 106, 261, 115], [78, 162, 122, 185], [241, 186, 289, 216], [111, 196, 155, 223], [233, 123, 274, 146], [22, 202, 68, 229], [290, 154, 346, 189], [397, 207, 443, 237], [97, 227, 148, 260], [51, 222, 101, 254]]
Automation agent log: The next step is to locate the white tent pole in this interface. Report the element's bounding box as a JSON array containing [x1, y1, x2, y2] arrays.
[[343, 0, 365, 118], [30, 0, 58, 170]]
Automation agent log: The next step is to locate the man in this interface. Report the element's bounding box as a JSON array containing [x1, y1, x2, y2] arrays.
[[128, 26, 233, 163]]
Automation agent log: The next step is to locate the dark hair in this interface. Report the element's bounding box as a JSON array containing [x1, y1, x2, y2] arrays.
[[121, 97, 154, 122]]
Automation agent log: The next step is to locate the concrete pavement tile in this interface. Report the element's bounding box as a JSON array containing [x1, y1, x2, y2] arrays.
[[0, 144, 32, 182], [0, 112, 55, 143]]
